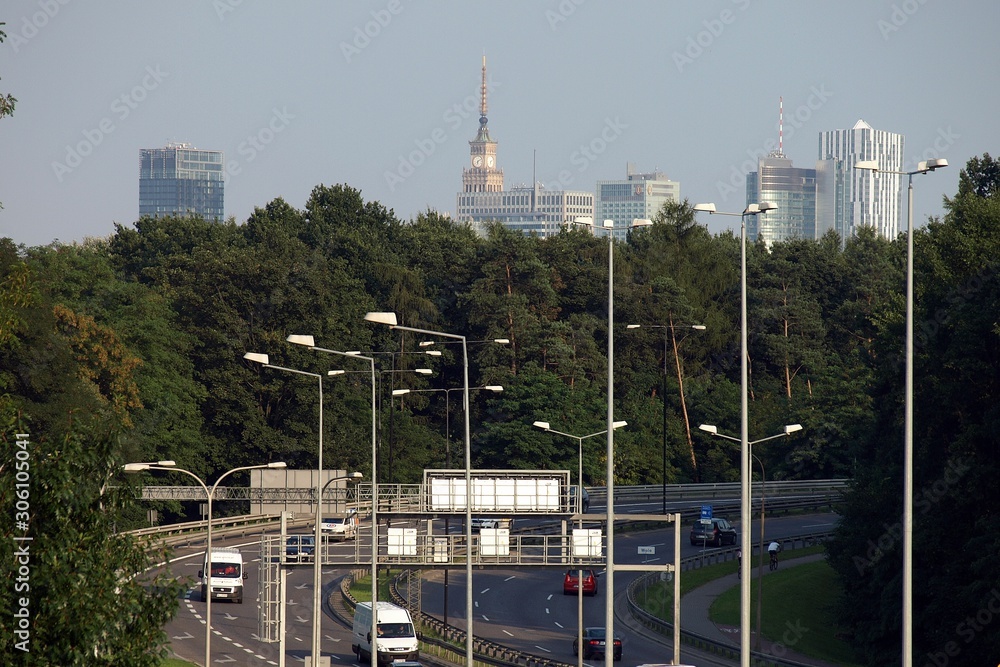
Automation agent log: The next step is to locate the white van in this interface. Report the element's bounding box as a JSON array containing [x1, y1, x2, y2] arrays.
[[321, 508, 359, 541], [352, 601, 419, 665], [198, 547, 247, 603]]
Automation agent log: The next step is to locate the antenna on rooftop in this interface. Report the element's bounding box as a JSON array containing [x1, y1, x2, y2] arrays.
[[779, 96, 783, 156]]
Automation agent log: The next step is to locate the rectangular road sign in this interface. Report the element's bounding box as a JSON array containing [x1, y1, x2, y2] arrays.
[[638, 546, 655, 555], [700, 504, 713, 519]]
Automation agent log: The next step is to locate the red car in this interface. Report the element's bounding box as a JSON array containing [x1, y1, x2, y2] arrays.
[[563, 569, 598, 596]]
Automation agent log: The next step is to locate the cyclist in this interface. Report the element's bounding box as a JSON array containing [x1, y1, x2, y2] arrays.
[[767, 541, 781, 570]]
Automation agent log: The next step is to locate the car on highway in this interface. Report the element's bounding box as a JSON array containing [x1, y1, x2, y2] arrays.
[[573, 626, 622, 661], [690, 517, 738, 546], [563, 569, 598, 596], [470, 517, 512, 531], [285, 534, 315, 562]]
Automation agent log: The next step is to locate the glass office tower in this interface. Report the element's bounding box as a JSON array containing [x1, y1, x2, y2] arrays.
[[139, 143, 224, 219]]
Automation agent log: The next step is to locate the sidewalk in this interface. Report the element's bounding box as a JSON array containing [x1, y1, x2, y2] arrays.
[[678, 553, 842, 667]]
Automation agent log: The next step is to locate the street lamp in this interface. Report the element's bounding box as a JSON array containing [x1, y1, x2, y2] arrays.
[[694, 201, 775, 667], [123, 460, 286, 667], [626, 323, 706, 512], [243, 351, 336, 667], [532, 420, 626, 667], [698, 423, 802, 650], [364, 311, 477, 667], [571, 216, 652, 667], [855, 157, 948, 667], [284, 334, 379, 667], [394, 384, 503, 630]]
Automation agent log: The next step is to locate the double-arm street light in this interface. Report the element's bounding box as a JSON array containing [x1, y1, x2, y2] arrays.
[[571, 216, 652, 667], [394, 384, 502, 630], [532, 420, 626, 667], [698, 422, 802, 651], [123, 459, 286, 667], [626, 322, 706, 513], [693, 201, 775, 667], [283, 335, 379, 667], [364, 311, 477, 667], [855, 157, 948, 667], [243, 351, 350, 667]]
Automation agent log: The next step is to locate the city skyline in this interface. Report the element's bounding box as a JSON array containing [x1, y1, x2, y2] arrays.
[[1, 1, 995, 248]]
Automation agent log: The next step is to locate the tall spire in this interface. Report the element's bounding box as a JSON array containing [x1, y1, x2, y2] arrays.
[[475, 54, 492, 142], [779, 96, 784, 156]]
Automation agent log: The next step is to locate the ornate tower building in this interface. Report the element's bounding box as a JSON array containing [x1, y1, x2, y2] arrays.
[[462, 56, 503, 194]]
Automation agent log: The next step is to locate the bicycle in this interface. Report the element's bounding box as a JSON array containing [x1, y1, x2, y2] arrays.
[[769, 549, 779, 571]]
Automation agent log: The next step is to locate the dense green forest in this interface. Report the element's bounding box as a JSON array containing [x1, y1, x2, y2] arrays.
[[1, 155, 998, 664]]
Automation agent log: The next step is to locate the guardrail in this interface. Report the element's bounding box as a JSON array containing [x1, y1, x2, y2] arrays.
[[589, 479, 848, 504], [124, 513, 313, 550]]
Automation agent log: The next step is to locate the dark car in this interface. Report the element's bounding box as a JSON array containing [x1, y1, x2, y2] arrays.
[[573, 627, 622, 661], [285, 535, 315, 562], [563, 569, 598, 596], [690, 518, 737, 547]]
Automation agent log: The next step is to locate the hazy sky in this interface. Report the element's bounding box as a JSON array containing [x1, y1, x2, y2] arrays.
[[2, 1, 996, 247]]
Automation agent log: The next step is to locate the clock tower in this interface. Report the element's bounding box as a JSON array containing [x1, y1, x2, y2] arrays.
[[462, 56, 503, 194]]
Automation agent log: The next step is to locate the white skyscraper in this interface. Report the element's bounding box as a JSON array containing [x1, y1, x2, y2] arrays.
[[818, 120, 905, 241]]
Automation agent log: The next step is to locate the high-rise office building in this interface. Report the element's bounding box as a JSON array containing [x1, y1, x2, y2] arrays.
[[818, 120, 904, 240], [139, 143, 224, 220], [595, 166, 679, 238], [455, 58, 593, 237], [745, 154, 816, 246]]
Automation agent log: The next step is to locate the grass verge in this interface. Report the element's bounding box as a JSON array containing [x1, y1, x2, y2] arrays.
[[709, 559, 858, 665]]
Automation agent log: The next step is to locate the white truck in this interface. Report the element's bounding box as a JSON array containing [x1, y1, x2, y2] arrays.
[[321, 508, 359, 541], [198, 547, 247, 604], [352, 601, 419, 665]]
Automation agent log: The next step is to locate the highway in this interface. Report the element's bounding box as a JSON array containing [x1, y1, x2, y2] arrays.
[[161, 496, 837, 666]]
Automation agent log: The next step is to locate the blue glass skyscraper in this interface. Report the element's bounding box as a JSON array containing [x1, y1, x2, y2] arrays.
[[139, 143, 224, 219]]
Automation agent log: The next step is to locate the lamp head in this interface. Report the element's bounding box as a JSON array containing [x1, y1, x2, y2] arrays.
[[692, 325, 707, 330], [854, 160, 879, 172], [626, 324, 641, 329], [573, 216, 594, 226], [783, 424, 803, 435], [483, 385, 504, 392], [602, 219, 615, 228], [415, 368, 432, 375], [631, 218, 653, 228], [693, 203, 716, 213], [286, 334, 315, 347], [757, 202, 777, 213], [494, 338, 510, 344], [419, 340, 436, 347], [612, 420, 628, 429], [532, 421, 551, 431], [123, 463, 150, 473], [328, 370, 345, 376], [364, 311, 398, 326], [243, 352, 269, 365], [347, 471, 363, 480], [392, 389, 411, 396], [424, 350, 443, 356], [698, 424, 719, 435], [924, 158, 949, 172], [267, 462, 287, 469]]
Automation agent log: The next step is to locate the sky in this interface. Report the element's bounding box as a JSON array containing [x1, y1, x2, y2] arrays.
[[2, 0, 997, 248]]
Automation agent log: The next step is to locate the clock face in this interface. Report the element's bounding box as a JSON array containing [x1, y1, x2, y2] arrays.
[[486, 155, 495, 168], [473, 156, 483, 167]]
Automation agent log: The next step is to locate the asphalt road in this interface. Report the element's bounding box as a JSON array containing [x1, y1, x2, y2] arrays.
[[161, 497, 837, 667]]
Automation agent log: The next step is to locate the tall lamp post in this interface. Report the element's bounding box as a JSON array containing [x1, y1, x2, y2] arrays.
[[284, 335, 379, 667], [123, 460, 287, 667], [243, 351, 335, 667], [698, 423, 802, 651], [855, 157, 948, 667], [571, 216, 652, 667], [364, 311, 476, 667], [626, 322, 706, 512], [532, 420, 627, 667], [394, 384, 503, 630], [693, 201, 775, 667]]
